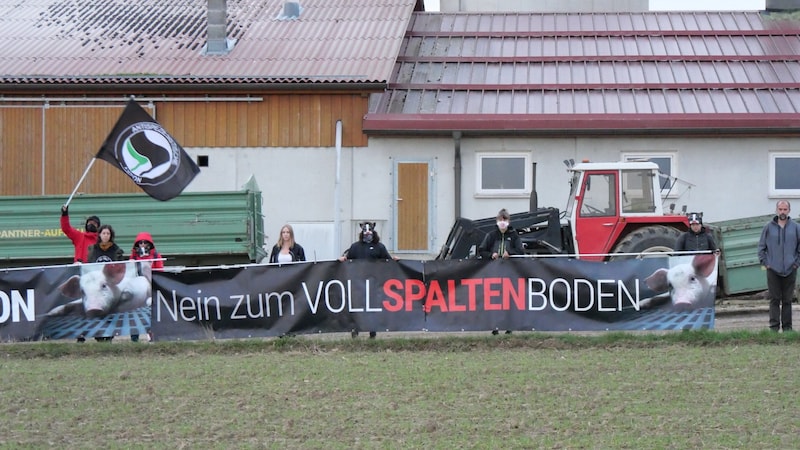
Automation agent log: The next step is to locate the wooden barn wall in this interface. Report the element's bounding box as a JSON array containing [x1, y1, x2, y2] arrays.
[[0, 106, 44, 196], [156, 94, 369, 148], [0, 93, 369, 196]]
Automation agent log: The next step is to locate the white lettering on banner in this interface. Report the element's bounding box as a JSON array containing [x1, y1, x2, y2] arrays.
[[301, 279, 383, 314], [527, 278, 640, 312], [230, 291, 296, 319], [0, 290, 35, 323], [156, 289, 223, 321]]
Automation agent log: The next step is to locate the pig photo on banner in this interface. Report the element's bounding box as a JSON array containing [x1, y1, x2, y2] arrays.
[[40, 261, 153, 340]]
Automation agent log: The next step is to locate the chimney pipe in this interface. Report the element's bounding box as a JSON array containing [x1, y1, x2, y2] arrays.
[[207, 0, 229, 55]]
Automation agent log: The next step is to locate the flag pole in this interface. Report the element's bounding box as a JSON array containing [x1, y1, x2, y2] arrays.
[[64, 158, 97, 208]]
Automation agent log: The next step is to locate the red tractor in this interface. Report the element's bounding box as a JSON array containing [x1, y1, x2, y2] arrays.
[[437, 160, 693, 261]]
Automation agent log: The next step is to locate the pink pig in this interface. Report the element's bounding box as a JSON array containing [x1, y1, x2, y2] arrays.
[[642, 254, 717, 310], [47, 262, 152, 318]]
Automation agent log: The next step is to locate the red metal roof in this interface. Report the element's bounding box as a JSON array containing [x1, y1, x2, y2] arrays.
[[364, 11, 800, 134], [0, 0, 419, 85]]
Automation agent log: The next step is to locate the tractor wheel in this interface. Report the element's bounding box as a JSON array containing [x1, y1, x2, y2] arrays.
[[608, 225, 681, 260]]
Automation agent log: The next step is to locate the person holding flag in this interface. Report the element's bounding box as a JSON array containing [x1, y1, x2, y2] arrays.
[[60, 205, 100, 263]]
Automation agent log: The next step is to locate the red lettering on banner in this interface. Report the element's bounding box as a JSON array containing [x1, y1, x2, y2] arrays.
[[425, 281, 446, 313], [483, 277, 502, 311], [404, 279, 426, 312], [443, 279, 460, 312], [461, 278, 480, 311], [506, 278, 525, 310], [383, 279, 404, 312], [384, 277, 529, 313]]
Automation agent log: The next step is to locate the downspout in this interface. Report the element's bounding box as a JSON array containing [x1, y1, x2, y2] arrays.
[[334, 120, 343, 257], [453, 131, 462, 219]]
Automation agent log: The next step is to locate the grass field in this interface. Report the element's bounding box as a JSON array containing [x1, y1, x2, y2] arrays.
[[2, 331, 799, 449]]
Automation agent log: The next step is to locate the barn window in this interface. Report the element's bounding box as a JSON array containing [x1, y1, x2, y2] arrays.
[[621, 152, 677, 197], [769, 153, 800, 196], [475, 153, 531, 197]]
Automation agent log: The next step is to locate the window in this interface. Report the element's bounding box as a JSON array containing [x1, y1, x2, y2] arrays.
[[769, 153, 800, 196], [580, 173, 616, 217], [475, 153, 531, 196], [622, 152, 677, 195], [621, 170, 657, 213]]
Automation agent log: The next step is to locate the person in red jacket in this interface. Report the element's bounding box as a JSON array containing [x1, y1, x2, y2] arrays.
[[60, 205, 100, 263], [130, 231, 164, 270]]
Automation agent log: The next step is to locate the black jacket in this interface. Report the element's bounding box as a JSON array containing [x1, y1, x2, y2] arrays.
[[675, 227, 717, 252], [268, 243, 306, 263], [478, 226, 524, 259], [344, 241, 392, 260], [88, 243, 125, 263]]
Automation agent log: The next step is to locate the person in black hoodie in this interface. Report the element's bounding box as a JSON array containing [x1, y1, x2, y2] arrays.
[[88, 225, 125, 263], [339, 222, 397, 339], [675, 212, 719, 254], [478, 208, 524, 260], [86, 224, 124, 342]]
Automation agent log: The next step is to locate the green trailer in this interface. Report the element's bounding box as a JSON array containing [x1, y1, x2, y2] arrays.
[[0, 177, 266, 268], [707, 214, 772, 297]]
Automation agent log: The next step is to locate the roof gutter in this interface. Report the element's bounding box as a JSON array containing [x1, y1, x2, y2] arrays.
[[0, 82, 387, 94], [363, 113, 800, 135]]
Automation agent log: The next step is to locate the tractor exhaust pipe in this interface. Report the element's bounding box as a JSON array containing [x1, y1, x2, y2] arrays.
[[529, 162, 538, 212]]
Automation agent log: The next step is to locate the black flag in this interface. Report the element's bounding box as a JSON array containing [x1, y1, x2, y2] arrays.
[[96, 99, 200, 201]]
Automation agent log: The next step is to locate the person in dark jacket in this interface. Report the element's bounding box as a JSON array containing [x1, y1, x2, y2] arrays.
[[478, 208, 524, 335], [478, 208, 524, 260], [675, 212, 719, 254], [339, 222, 397, 338], [86, 224, 125, 342], [267, 224, 306, 264], [88, 225, 125, 263], [758, 200, 800, 332], [339, 222, 396, 262], [60, 205, 100, 263]]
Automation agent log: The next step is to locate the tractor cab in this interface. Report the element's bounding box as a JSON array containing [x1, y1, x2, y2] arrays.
[[565, 161, 692, 260]]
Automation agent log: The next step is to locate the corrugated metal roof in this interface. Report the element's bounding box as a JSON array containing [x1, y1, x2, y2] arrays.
[[0, 0, 418, 85], [364, 11, 800, 133]]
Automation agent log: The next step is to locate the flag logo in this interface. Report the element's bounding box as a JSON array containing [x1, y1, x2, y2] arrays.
[[116, 122, 182, 186], [96, 99, 200, 201]]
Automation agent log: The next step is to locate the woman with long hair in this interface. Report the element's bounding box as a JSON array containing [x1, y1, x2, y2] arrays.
[[267, 224, 306, 263]]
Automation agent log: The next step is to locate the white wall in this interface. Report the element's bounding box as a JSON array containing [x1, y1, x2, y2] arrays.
[[183, 135, 797, 260]]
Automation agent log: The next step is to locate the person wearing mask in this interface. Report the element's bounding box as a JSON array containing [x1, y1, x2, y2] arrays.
[[60, 205, 100, 263], [267, 224, 306, 263], [130, 231, 164, 270], [758, 200, 800, 332], [478, 208, 524, 335], [339, 222, 397, 338], [129, 231, 163, 342], [478, 208, 524, 260], [676, 212, 719, 255]]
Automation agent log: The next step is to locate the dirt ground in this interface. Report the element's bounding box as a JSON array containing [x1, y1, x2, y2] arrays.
[[714, 296, 797, 332]]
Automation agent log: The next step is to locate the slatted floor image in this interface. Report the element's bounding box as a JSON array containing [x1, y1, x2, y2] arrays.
[[615, 308, 715, 331], [42, 307, 151, 340]]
